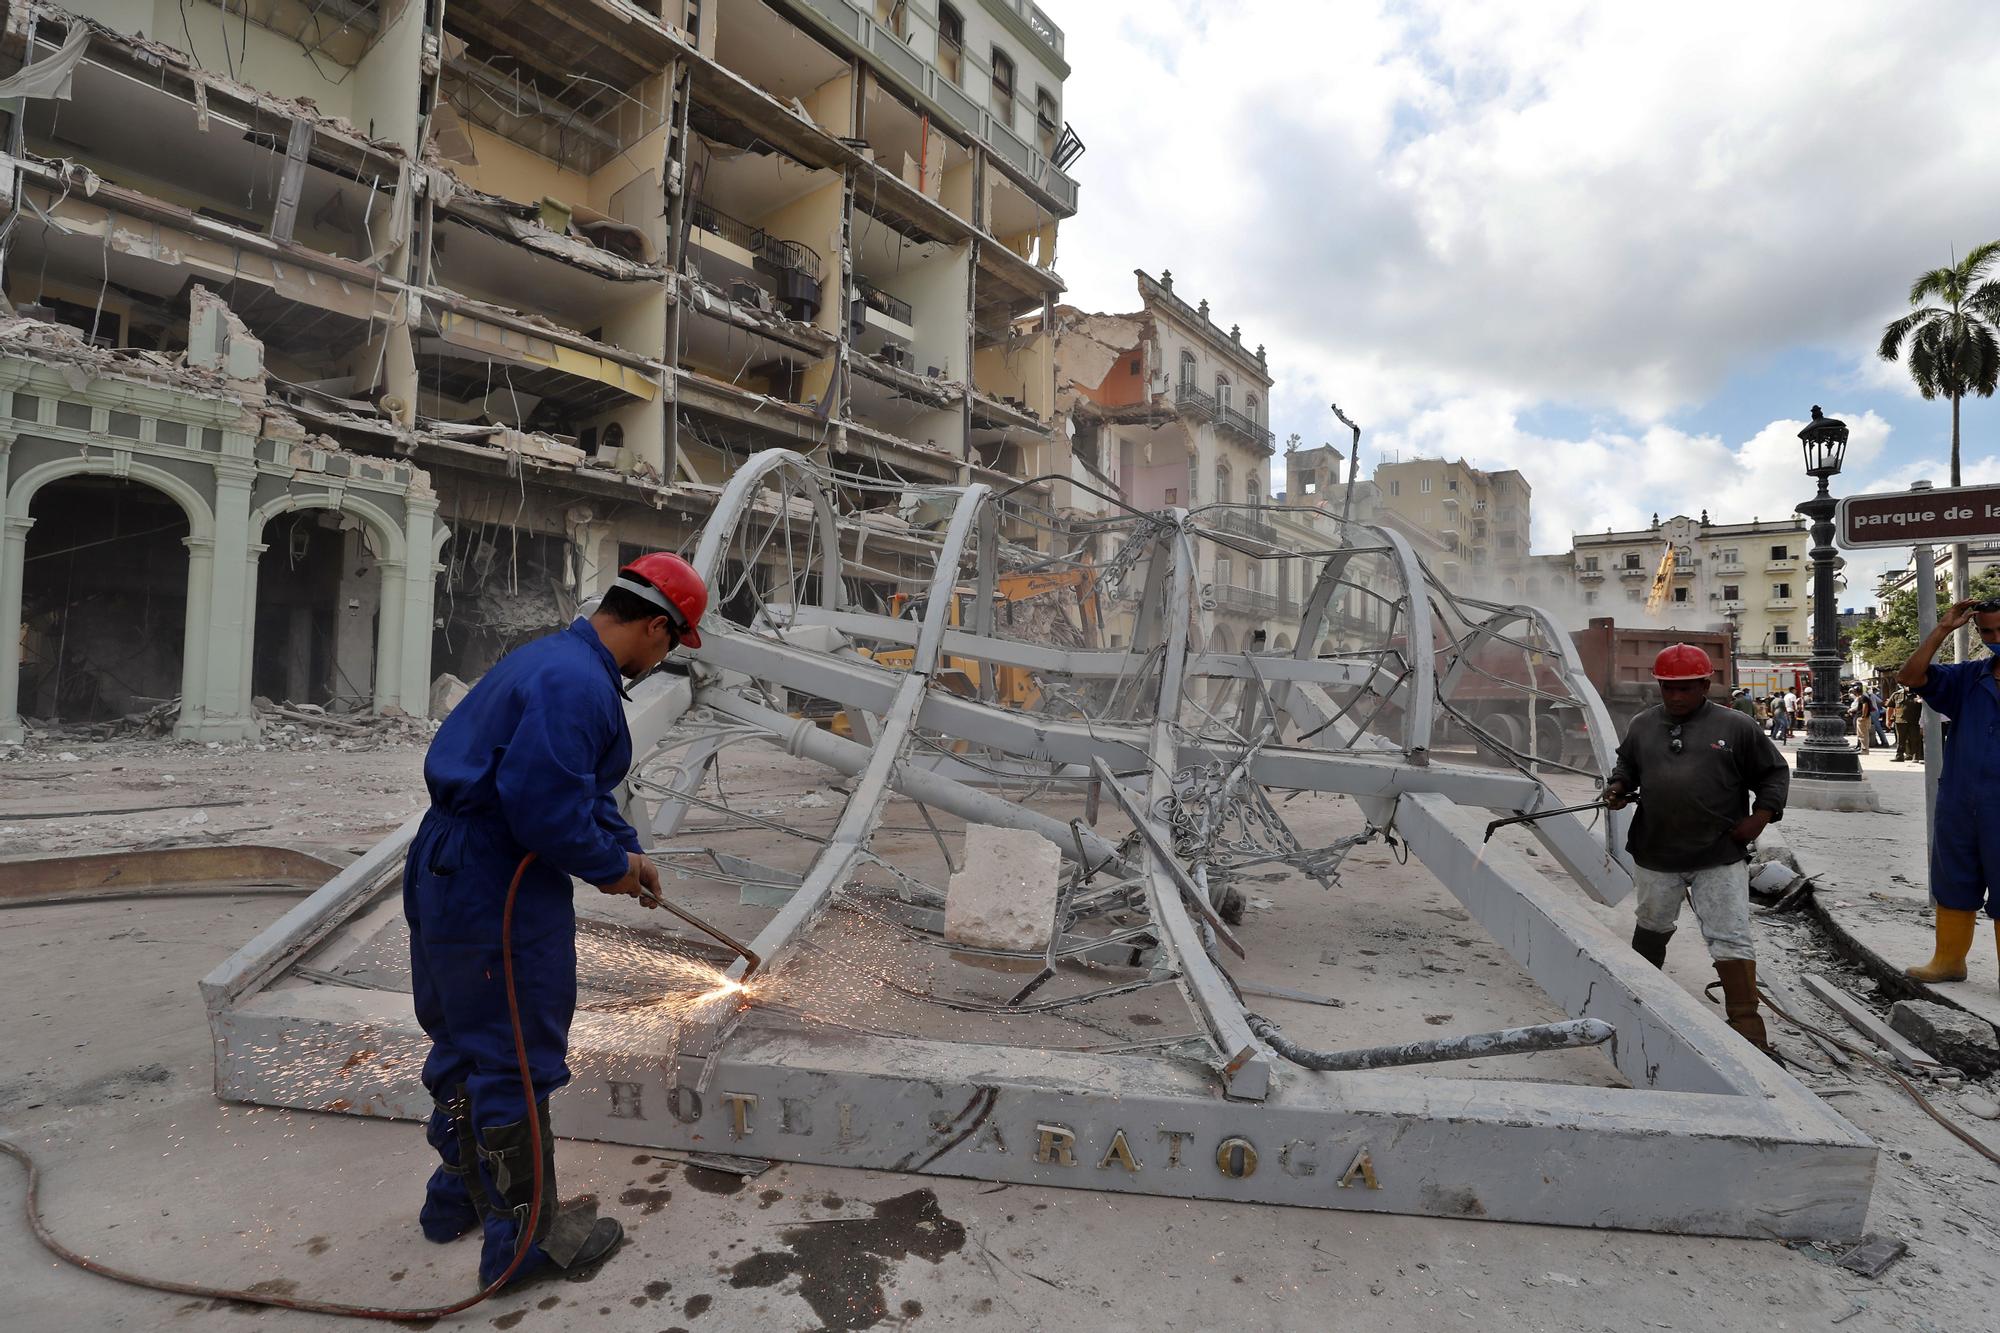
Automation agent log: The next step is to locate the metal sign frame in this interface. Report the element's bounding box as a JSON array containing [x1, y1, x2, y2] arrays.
[[1835, 480, 2000, 550], [201, 450, 1875, 1240]]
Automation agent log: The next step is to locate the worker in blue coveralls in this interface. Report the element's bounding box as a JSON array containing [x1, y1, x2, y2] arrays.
[[1899, 597, 2000, 988], [405, 552, 708, 1288]]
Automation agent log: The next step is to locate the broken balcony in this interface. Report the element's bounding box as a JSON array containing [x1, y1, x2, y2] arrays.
[[428, 187, 666, 355], [710, 0, 855, 135], [849, 281, 915, 369], [412, 295, 660, 451], [849, 203, 965, 378], [7, 19, 407, 272], [3, 162, 404, 392], [685, 200, 824, 325], [437, 16, 669, 180]]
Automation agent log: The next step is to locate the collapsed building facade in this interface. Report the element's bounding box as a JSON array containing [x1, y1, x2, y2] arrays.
[[0, 0, 1081, 739]]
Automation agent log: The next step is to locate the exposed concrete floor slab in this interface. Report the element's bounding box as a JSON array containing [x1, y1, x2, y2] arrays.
[[1, 739, 1998, 1330]]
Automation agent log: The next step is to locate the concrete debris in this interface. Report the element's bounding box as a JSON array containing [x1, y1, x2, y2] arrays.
[[53, 6, 405, 155], [0, 315, 235, 398], [1958, 1093, 2000, 1121], [1886, 1000, 2000, 1077], [426, 421, 590, 466], [429, 674, 472, 720], [944, 824, 1062, 953], [434, 174, 666, 282]]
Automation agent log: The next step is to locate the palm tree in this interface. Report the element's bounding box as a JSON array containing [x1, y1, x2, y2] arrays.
[[1879, 242, 2000, 655]]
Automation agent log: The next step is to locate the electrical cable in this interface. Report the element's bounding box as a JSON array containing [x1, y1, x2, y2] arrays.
[[0, 852, 552, 1320], [1753, 983, 2000, 1172]]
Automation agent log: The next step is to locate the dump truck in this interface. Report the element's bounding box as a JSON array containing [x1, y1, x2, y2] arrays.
[[1569, 618, 1735, 733], [1432, 617, 1736, 763]]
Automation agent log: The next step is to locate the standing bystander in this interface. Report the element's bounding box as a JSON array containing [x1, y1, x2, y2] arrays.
[[1893, 685, 1925, 763], [1899, 598, 2000, 985]]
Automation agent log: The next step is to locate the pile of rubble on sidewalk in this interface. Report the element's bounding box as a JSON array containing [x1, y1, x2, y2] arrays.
[[1, 697, 439, 758]]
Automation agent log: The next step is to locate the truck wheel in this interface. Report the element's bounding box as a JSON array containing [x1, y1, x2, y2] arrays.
[[1481, 711, 1526, 755]]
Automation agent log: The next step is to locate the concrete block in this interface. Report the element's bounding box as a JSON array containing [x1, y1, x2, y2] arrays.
[[429, 673, 470, 720], [1888, 1000, 2000, 1077], [186, 283, 265, 385], [1787, 777, 1882, 813], [944, 823, 1062, 953]]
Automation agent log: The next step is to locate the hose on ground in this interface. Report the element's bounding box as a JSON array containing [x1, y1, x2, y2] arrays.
[[1247, 1012, 1614, 1072], [0, 851, 550, 1320], [1755, 983, 2000, 1172]]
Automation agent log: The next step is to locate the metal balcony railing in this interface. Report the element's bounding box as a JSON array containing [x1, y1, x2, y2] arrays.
[[1212, 583, 1281, 616], [856, 280, 913, 324], [1174, 381, 1217, 419], [690, 200, 822, 280], [1216, 404, 1275, 449], [1215, 509, 1279, 544]]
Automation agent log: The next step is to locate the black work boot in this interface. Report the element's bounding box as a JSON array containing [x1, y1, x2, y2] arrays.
[[475, 1103, 624, 1288], [1630, 926, 1674, 969]]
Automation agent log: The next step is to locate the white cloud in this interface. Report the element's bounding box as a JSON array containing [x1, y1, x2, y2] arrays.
[[1053, 0, 2000, 544]]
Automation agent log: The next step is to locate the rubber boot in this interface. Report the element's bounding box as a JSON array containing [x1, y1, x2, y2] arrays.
[[475, 1104, 625, 1289], [419, 1083, 483, 1244], [1713, 959, 1773, 1056], [1904, 907, 1978, 983], [1631, 926, 1674, 969]]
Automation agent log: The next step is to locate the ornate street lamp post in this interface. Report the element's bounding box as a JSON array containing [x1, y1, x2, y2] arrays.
[[1791, 407, 1878, 808]]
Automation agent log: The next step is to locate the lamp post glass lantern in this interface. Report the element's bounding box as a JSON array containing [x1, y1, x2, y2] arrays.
[[1793, 406, 1864, 785]]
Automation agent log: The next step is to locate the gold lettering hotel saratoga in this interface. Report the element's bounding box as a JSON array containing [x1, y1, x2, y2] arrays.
[[605, 1081, 1383, 1189]]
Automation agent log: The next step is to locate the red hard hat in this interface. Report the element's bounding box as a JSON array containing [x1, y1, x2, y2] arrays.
[[614, 552, 707, 648], [1652, 643, 1714, 682]]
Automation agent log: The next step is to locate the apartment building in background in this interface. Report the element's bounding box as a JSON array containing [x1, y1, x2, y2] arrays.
[[1569, 512, 1812, 659], [1371, 457, 1532, 596], [1054, 269, 1276, 653], [0, 0, 1082, 740]]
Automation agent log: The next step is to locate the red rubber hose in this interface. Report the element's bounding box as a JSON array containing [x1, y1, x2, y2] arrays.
[[0, 851, 549, 1321]]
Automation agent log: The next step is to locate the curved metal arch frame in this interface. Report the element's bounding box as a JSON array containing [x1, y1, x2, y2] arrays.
[[688, 448, 847, 636], [669, 478, 994, 1077], [1282, 523, 1436, 758]]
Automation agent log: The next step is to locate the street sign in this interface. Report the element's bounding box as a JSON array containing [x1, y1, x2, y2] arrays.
[[1835, 481, 2000, 550]]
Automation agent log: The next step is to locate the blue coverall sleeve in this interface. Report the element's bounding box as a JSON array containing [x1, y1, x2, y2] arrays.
[[596, 792, 644, 855], [494, 681, 634, 885], [1914, 662, 1968, 718]]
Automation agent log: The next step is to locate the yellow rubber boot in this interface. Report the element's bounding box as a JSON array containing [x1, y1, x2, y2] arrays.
[[1904, 907, 1978, 983]]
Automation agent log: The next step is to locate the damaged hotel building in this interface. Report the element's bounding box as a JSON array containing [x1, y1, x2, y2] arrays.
[[0, 0, 1080, 740]]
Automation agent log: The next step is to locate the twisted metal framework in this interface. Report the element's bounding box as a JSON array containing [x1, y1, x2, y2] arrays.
[[204, 450, 1876, 1239]]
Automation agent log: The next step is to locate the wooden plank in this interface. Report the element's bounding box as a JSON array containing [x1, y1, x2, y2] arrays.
[[1801, 974, 1944, 1076]]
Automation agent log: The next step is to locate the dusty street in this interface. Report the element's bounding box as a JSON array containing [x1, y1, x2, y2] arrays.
[[3, 732, 1998, 1332]]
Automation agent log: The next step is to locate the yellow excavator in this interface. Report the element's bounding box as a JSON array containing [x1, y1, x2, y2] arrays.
[[830, 564, 1103, 727]]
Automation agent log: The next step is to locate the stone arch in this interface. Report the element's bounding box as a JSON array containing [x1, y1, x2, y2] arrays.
[[243, 492, 413, 716], [2, 455, 220, 742], [252, 492, 408, 564], [1272, 632, 1294, 652], [6, 454, 217, 536]]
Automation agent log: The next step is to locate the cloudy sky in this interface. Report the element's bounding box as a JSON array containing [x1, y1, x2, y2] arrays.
[[1053, 0, 2000, 592]]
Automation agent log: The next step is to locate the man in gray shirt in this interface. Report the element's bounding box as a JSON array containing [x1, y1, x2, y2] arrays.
[[1605, 643, 1791, 1057]]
